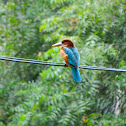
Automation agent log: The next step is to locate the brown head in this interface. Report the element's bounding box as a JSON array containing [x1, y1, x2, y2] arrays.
[[52, 39, 75, 48]]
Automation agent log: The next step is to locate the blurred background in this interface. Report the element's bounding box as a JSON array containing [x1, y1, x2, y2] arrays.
[[0, 0, 126, 125]]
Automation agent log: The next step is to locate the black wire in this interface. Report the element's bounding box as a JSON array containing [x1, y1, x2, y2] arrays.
[[79, 65, 126, 72], [0, 57, 64, 66], [0, 56, 126, 72], [0, 56, 64, 65]]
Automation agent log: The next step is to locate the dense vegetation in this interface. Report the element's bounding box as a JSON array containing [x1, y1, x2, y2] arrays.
[[0, 0, 126, 125]]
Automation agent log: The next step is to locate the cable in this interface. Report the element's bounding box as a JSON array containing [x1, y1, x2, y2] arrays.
[[0, 56, 126, 72], [0, 56, 64, 65], [79, 65, 126, 72], [0, 56, 64, 66]]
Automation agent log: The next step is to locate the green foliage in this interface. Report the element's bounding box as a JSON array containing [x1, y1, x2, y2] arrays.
[[0, 0, 126, 125]]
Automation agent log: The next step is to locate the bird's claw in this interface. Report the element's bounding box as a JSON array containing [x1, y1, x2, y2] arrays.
[[64, 64, 68, 67]]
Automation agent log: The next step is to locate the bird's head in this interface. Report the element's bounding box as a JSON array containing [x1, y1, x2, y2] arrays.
[[52, 39, 75, 48]]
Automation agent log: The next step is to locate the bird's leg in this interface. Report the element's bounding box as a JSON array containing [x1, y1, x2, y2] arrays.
[[64, 63, 68, 67]]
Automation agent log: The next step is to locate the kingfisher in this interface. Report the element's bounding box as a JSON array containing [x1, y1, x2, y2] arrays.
[[52, 39, 81, 82]]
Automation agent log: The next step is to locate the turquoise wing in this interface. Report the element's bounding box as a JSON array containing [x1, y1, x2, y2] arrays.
[[64, 47, 81, 82], [70, 48, 80, 66], [64, 47, 77, 67]]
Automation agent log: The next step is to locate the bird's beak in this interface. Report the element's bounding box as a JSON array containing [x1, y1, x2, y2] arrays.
[[52, 42, 62, 47]]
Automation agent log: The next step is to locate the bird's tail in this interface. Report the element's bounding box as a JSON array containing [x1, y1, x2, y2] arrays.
[[71, 67, 81, 82]]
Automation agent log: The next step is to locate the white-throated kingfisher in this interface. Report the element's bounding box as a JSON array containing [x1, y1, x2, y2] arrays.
[[52, 39, 81, 82]]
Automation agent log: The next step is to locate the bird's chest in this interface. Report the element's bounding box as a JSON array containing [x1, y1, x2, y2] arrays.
[[60, 47, 69, 64]]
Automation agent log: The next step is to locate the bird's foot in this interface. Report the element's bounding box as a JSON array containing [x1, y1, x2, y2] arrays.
[[64, 64, 68, 67]]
